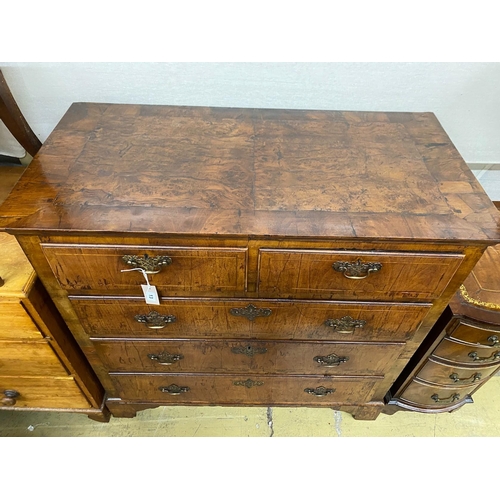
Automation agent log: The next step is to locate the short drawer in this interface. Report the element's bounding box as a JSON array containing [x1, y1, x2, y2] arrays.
[[71, 297, 429, 342], [258, 249, 463, 300], [416, 357, 498, 386], [433, 337, 500, 366], [93, 339, 405, 376], [448, 321, 500, 348], [0, 340, 69, 377], [399, 378, 474, 408], [0, 376, 91, 409], [109, 373, 379, 406], [0, 303, 43, 340], [41, 244, 247, 295]]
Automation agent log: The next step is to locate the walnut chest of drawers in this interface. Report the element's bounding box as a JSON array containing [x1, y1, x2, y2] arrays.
[[1, 103, 499, 420]]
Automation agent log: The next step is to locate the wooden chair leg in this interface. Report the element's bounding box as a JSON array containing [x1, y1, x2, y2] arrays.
[[0, 69, 42, 157]]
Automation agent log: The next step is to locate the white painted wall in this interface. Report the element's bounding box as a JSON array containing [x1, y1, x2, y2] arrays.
[[1, 62, 499, 163]]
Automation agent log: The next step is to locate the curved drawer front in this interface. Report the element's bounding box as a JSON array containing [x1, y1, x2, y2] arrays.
[[0, 376, 91, 409], [433, 337, 500, 366], [93, 339, 404, 376], [71, 297, 430, 341], [448, 321, 500, 348], [0, 341, 69, 377], [417, 357, 498, 386], [258, 249, 463, 301], [109, 373, 379, 406], [41, 244, 247, 295], [400, 379, 474, 408]]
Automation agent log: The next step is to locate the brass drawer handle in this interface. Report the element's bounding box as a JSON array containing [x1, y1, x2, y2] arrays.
[[449, 372, 481, 384], [468, 351, 500, 363], [148, 351, 184, 365], [304, 386, 335, 397], [134, 310, 177, 329], [1, 389, 20, 406], [229, 304, 272, 321], [486, 336, 500, 347], [122, 254, 172, 274], [233, 379, 264, 388], [313, 353, 349, 367], [159, 384, 189, 395], [325, 315, 366, 333], [332, 259, 382, 279], [231, 345, 268, 357], [431, 393, 461, 403]]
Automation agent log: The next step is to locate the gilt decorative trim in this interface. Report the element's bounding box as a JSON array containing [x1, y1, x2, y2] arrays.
[[459, 284, 500, 310]]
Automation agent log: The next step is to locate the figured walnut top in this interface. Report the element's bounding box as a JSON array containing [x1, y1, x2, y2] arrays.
[[0, 103, 499, 241]]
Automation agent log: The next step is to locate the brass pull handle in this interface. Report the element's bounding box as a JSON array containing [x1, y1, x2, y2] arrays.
[[313, 353, 349, 367], [468, 351, 500, 362], [325, 315, 366, 334], [148, 351, 184, 365], [122, 254, 172, 274], [159, 384, 189, 395], [332, 259, 382, 279], [449, 372, 482, 384], [304, 386, 335, 397], [487, 336, 500, 347], [1, 389, 20, 406], [233, 379, 264, 388], [134, 310, 176, 329], [231, 345, 268, 357], [229, 304, 272, 321], [431, 393, 461, 403]]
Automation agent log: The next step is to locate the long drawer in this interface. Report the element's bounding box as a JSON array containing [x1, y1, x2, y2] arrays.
[[399, 378, 475, 408], [110, 373, 379, 406], [41, 244, 248, 294], [0, 340, 70, 377], [70, 297, 429, 342], [0, 376, 91, 409], [92, 339, 405, 376], [0, 303, 44, 340], [448, 321, 500, 347], [432, 337, 500, 366], [258, 249, 463, 301], [417, 357, 498, 386]]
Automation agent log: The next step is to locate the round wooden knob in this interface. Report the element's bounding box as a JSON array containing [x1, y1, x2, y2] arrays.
[[1, 389, 20, 406]]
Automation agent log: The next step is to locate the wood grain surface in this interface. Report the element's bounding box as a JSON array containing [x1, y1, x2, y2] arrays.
[[1, 103, 498, 242]]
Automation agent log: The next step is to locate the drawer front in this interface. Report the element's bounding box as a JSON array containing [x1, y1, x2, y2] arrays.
[[71, 297, 429, 342], [0, 303, 43, 340], [258, 249, 463, 300], [0, 376, 91, 409], [93, 339, 404, 376], [0, 341, 69, 377], [448, 321, 500, 348], [41, 244, 247, 294], [400, 379, 474, 408], [433, 338, 500, 366], [110, 373, 379, 405], [417, 357, 498, 386]]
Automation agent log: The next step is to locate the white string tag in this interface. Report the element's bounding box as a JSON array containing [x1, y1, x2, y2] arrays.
[[121, 267, 160, 305]]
